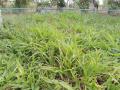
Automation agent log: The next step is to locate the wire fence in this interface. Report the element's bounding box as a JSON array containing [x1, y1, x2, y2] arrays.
[[0, 8, 120, 15], [0, 8, 120, 29]]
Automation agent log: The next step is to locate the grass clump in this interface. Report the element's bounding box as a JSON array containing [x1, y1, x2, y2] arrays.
[[0, 12, 120, 90]]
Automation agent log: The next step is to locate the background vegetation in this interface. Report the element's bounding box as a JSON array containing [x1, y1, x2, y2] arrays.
[[0, 0, 119, 10], [76, 0, 89, 9], [15, 0, 30, 8], [108, 0, 120, 9]]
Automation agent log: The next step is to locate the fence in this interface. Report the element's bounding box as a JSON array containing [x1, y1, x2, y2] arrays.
[[0, 8, 120, 15], [0, 8, 120, 29]]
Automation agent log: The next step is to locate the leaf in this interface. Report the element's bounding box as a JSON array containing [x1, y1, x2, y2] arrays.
[[41, 77, 74, 90]]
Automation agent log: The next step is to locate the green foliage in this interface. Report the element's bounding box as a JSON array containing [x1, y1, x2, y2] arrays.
[[0, 12, 120, 90], [15, 0, 30, 8], [0, 0, 8, 7], [57, 0, 66, 8], [37, 1, 50, 7], [108, 0, 120, 9], [76, 0, 90, 9]]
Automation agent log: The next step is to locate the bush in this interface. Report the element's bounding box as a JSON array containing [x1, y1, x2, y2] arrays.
[[108, 0, 120, 9], [77, 0, 89, 9], [108, 0, 120, 15], [15, 0, 30, 8], [57, 0, 66, 8]]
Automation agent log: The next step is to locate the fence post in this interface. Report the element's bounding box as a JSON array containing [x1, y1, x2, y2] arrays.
[[0, 9, 3, 28]]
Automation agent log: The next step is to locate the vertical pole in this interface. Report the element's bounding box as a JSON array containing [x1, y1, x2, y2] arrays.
[[0, 9, 3, 28]]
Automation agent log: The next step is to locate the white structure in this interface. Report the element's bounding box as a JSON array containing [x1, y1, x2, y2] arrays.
[[65, 0, 74, 7], [98, 0, 104, 5]]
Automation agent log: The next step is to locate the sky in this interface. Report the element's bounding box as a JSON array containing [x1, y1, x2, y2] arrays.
[[99, 0, 104, 5], [65, 0, 74, 3]]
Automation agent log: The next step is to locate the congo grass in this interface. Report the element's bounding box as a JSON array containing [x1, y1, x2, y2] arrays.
[[0, 12, 120, 90]]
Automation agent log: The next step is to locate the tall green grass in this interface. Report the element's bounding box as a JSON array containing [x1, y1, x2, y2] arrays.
[[0, 12, 120, 90]]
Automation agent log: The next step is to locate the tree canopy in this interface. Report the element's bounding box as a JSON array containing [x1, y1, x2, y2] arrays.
[[15, 0, 31, 8]]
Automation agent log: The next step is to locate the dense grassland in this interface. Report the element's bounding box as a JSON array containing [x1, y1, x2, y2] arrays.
[[0, 12, 120, 90]]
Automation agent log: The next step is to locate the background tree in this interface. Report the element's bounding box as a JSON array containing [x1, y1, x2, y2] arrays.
[[36, 1, 50, 8], [0, 0, 8, 7], [50, 0, 57, 6], [15, 0, 31, 8], [76, 0, 90, 9], [108, 0, 120, 9], [108, 0, 120, 14], [57, 0, 66, 8], [0, 0, 3, 7], [50, 0, 65, 8]]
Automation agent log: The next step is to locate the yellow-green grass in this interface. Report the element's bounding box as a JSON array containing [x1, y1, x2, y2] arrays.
[[0, 12, 120, 90]]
